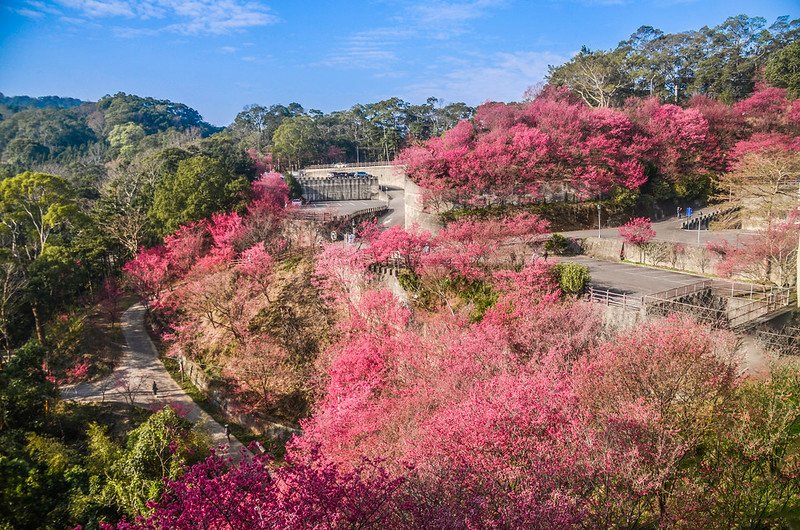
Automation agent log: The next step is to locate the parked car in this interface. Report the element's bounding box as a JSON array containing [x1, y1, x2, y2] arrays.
[[354, 171, 371, 177], [291, 198, 303, 206]]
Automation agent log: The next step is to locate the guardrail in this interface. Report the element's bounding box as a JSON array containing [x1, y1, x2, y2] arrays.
[[757, 328, 800, 355], [586, 287, 643, 312], [588, 278, 793, 330], [303, 161, 403, 170], [727, 287, 793, 328], [290, 205, 388, 224], [710, 280, 773, 299], [645, 280, 713, 302]]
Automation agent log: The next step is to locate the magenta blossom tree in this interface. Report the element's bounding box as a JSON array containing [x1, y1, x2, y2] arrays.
[[618, 217, 656, 261]]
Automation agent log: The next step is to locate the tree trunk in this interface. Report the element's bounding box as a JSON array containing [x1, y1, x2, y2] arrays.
[[32, 305, 45, 344]]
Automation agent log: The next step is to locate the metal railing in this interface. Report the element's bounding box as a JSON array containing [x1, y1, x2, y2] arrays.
[[586, 287, 643, 312], [290, 205, 388, 224], [727, 287, 793, 328], [645, 280, 713, 302], [710, 280, 773, 299], [588, 278, 793, 329], [303, 161, 404, 170], [757, 328, 800, 355], [644, 297, 728, 327]]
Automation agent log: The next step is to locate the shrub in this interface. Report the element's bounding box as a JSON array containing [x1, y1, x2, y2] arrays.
[[544, 233, 571, 256], [553, 263, 591, 294]]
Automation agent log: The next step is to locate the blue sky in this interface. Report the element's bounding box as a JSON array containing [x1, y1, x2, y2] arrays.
[[1, 1, 797, 125]]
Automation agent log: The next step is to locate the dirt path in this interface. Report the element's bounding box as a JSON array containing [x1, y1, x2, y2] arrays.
[[63, 303, 248, 461]]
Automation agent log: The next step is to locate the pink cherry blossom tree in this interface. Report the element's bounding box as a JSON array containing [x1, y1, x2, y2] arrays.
[[618, 217, 656, 261]]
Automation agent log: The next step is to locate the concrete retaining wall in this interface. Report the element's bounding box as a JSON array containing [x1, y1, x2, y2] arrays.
[[576, 236, 794, 287], [595, 303, 646, 331], [298, 176, 378, 201], [300, 165, 407, 189], [578, 237, 720, 276], [404, 178, 445, 233]]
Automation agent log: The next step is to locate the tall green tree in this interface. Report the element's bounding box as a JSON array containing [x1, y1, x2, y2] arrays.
[[271, 116, 322, 170], [548, 47, 631, 107], [765, 41, 800, 98], [0, 172, 78, 261], [150, 155, 249, 234]]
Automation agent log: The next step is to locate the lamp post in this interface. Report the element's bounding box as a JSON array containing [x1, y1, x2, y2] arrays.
[[596, 204, 602, 239]]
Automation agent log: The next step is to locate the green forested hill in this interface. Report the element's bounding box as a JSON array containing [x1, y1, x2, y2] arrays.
[[0, 93, 85, 112]]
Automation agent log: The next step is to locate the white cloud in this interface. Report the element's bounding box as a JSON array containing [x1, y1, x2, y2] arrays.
[[163, 0, 277, 35], [219, 45, 239, 54], [321, 27, 411, 68], [40, 0, 277, 35], [408, 0, 507, 37], [17, 7, 46, 17], [404, 50, 567, 104], [57, 0, 135, 18]]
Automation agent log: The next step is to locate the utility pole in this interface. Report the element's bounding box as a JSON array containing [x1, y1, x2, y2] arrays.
[[596, 204, 602, 239]]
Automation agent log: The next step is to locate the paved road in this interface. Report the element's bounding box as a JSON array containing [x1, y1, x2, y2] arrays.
[[299, 199, 387, 216], [557, 255, 705, 298], [63, 304, 248, 461], [561, 216, 754, 247], [380, 187, 405, 228], [298, 192, 406, 229]]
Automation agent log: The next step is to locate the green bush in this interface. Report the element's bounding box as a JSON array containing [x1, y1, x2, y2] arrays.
[[553, 263, 591, 295], [544, 233, 571, 256]]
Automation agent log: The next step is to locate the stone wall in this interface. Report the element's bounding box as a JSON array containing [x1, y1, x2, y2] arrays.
[[595, 302, 646, 331], [298, 176, 378, 201], [300, 165, 407, 189]]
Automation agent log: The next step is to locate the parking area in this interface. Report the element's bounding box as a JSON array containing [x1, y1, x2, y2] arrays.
[[557, 255, 705, 298]]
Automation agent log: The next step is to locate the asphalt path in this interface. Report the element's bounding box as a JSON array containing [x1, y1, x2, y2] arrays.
[[298, 191, 406, 228], [300, 199, 387, 215], [63, 304, 248, 461], [380, 187, 405, 228], [556, 255, 705, 298], [561, 215, 754, 247]]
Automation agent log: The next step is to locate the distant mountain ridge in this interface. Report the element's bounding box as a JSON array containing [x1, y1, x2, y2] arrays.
[[0, 93, 86, 111]]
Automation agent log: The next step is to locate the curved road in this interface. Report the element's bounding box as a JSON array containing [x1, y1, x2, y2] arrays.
[[63, 303, 248, 460]]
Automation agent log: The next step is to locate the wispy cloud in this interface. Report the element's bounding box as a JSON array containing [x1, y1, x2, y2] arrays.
[[22, 0, 278, 36], [321, 0, 509, 69], [407, 0, 507, 38], [16, 0, 62, 17], [58, 0, 137, 18], [321, 27, 412, 68], [219, 46, 238, 54], [17, 7, 46, 18], [404, 50, 567, 104]]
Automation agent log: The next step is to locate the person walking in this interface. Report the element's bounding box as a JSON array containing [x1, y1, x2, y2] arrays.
[[152, 381, 158, 397], [543, 250, 549, 261], [677, 206, 682, 219], [224, 424, 231, 442]]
